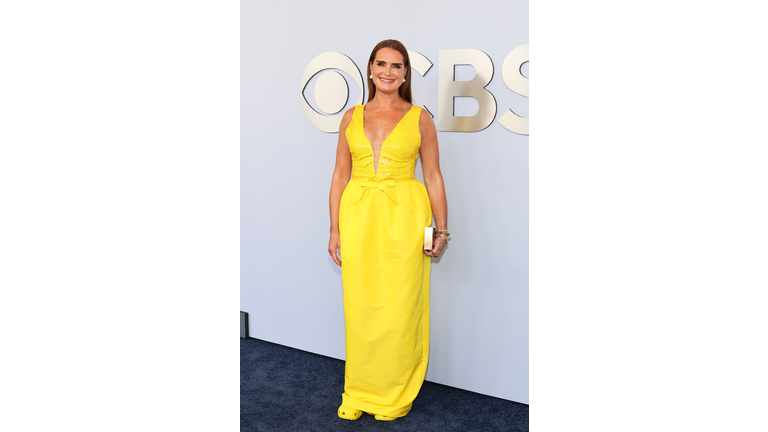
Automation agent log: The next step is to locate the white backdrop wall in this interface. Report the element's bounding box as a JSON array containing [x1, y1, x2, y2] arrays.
[[241, 0, 529, 403]]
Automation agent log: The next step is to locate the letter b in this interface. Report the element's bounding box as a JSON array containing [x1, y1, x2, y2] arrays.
[[437, 49, 497, 132]]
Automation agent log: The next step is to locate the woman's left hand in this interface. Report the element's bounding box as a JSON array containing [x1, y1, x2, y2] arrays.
[[425, 236, 446, 258]]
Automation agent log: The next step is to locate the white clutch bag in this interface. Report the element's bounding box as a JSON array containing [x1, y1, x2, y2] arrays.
[[424, 227, 437, 251]]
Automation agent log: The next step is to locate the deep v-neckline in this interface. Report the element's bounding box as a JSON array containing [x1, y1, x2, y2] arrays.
[[362, 105, 415, 175]]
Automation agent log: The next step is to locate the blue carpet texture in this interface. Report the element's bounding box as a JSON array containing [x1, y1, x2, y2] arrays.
[[241, 337, 528, 432]]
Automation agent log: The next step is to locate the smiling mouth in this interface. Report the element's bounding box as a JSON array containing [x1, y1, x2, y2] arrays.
[[379, 78, 395, 84]]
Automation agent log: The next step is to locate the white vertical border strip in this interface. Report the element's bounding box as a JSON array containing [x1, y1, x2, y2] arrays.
[[531, 1, 768, 431], [0, 1, 239, 431]]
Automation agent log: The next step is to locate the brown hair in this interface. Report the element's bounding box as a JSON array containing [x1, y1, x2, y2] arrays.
[[366, 39, 412, 103]]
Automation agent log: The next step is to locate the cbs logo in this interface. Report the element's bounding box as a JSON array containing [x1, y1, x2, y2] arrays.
[[300, 45, 528, 135]]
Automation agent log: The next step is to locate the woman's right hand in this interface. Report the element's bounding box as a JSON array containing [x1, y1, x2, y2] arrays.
[[328, 232, 341, 266]]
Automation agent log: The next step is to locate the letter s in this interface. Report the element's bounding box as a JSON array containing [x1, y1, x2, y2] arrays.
[[498, 44, 529, 135]]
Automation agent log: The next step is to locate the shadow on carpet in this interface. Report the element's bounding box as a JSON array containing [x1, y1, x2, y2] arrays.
[[241, 337, 528, 432]]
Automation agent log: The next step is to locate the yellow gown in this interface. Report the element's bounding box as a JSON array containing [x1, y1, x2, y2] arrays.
[[339, 104, 432, 418]]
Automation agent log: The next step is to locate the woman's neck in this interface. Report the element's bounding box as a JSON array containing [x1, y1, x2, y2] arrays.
[[369, 92, 408, 109]]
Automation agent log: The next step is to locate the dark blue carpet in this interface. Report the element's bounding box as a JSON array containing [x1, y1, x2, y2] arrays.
[[241, 337, 528, 432]]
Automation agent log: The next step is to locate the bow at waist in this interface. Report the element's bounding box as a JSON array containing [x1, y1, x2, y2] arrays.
[[346, 178, 399, 205]]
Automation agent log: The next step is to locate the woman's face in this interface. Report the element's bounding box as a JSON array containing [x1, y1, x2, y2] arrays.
[[370, 47, 407, 95]]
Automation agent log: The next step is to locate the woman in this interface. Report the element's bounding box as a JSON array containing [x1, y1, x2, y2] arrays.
[[327, 39, 449, 421]]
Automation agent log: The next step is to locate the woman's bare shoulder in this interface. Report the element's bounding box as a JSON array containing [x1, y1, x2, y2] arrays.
[[338, 106, 358, 131], [418, 106, 436, 129], [343, 105, 358, 119]]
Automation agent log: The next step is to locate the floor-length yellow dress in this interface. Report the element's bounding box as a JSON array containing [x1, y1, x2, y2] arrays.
[[339, 104, 432, 418]]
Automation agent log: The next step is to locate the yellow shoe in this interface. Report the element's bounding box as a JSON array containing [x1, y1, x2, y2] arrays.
[[338, 405, 362, 421], [374, 414, 396, 421]]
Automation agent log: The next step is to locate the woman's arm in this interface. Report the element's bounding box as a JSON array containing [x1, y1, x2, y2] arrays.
[[328, 108, 354, 266], [419, 109, 448, 258]]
